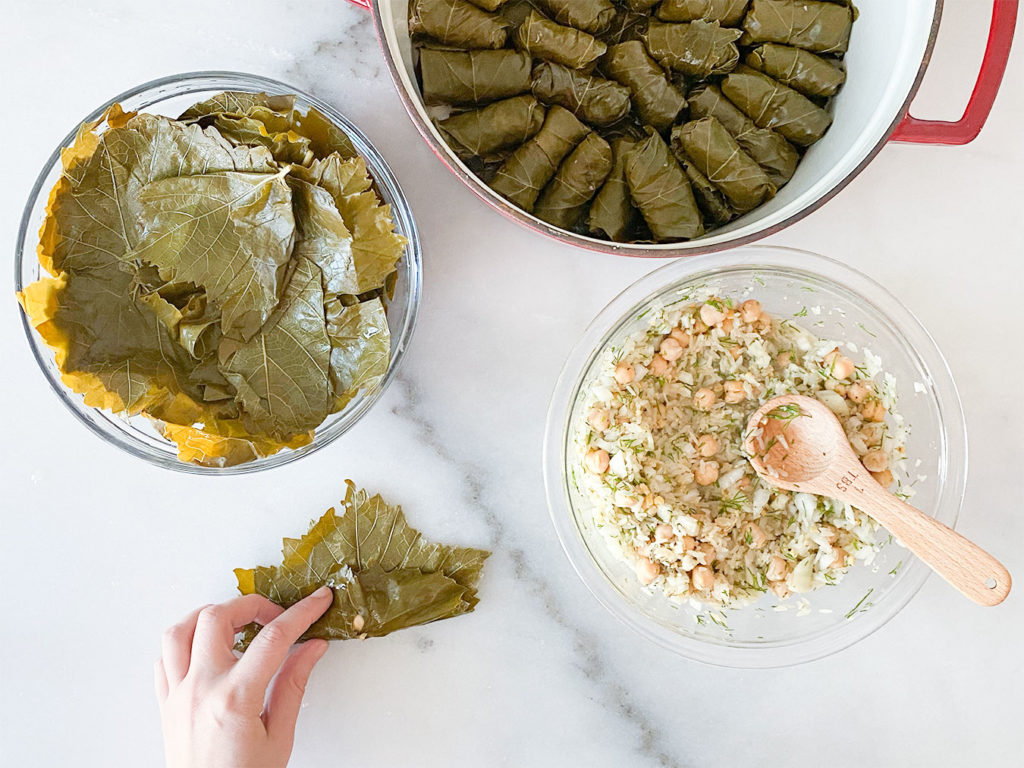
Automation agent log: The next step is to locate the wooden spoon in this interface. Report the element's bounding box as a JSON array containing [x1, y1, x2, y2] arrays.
[[744, 394, 1011, 606]]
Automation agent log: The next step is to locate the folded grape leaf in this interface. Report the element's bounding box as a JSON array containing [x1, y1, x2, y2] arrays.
[[220, 256, 332, 441], [180, 91, 297, 121], [234, 481, 490, 647]]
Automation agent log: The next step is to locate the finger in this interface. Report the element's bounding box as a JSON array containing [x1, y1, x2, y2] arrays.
[[263, 639, 329, 742], [189, 595, 286, 672], [154, 659, 169, 708], [232, 586, 333, 694], [161, 605, 207, 685]]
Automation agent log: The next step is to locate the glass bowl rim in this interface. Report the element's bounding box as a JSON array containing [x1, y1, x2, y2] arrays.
[[13, 71, 423, 475], [542, 245, 968, 667]]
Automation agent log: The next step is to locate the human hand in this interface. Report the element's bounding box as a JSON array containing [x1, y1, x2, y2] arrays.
[[155, 587, 333, 768]]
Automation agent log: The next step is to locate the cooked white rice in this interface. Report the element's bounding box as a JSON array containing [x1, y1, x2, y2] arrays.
[[574, 295, 909, 608]]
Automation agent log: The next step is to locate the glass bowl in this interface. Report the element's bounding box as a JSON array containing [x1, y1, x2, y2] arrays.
[[14, 72, 422, 474], [543, 246, 967, 667]]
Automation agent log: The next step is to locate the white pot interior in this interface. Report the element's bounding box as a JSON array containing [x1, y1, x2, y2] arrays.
[[377, 0, 939, 251]]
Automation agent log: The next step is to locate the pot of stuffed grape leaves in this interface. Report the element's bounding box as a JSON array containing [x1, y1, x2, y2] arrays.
[[346, 0, 1017, 256]]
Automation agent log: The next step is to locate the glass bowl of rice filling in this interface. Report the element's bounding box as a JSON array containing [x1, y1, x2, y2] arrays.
[[543, 247, 967, 667]]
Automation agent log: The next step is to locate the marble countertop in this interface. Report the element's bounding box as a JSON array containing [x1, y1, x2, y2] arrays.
[[1, 3, 1022, 766]]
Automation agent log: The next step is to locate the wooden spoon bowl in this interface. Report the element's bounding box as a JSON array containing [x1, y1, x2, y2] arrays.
[[744, 394, 1011, 607]]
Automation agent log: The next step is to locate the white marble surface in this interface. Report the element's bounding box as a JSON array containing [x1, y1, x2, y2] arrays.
[[1, 2, 1022, 766]]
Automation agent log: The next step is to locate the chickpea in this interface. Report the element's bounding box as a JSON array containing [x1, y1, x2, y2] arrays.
[[754, 316, 772, 333], [767, 556, 788, 582], [847, 380, 874, 404], [872, 469, 895, 487], [721, 316, 734, 334], [723, 380, 747, 404], [832, 547, 848, 569], [740, 299, 762, 324], [862, 449, 888, 473], [587, 408, 610, 432], [614, 362, 635, 385], [699, 302, 726, 326], [776, 351, 793, 369], [696, 433, 719, 457], [680, 535, 697, 552], [861, 399, 886, 422], [669, 327, 691, 348], [693, 387, 717, 410], [636, 556, 661, 585], [584, 449, 610, 474], [694, 460, 720, 486], [823, 347, 856, 380], [693, 317, 710, 334], [860, 422, 885, 447], [742, 522, 768, 549], [691, 565, 715, 592], [654, 523, 675, 543], [771, 581, 791, 599], [727, 345, 742, 360], [648, 354, 668, 376], [698, 542, 717, 565], [659, 337, 684, 362], [736, 475, 752, 492], [615, 490, 641, 510], [642, 494, 656, 511]]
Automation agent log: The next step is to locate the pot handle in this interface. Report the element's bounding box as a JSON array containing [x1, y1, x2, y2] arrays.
[[891, 0, 1018, 145]]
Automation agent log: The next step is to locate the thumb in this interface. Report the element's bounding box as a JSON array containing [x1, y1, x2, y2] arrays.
[[263, 639, 329, 743]]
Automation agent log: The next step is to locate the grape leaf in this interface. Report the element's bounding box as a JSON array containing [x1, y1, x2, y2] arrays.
[[125, 168, 296, 342], [288, 177, 358, 296], [234, 482, 490, 646], [219, 256, 332, 441], [293, 155, 406, 294], [325, 297, 391, 407]]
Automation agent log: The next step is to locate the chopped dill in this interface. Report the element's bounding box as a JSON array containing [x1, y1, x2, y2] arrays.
[[845, 588, 875, 619], [793, 306, 809, 317]]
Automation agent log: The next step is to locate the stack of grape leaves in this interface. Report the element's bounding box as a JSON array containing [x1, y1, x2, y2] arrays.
[[234, 482, 490, 647], [17, 92, 405, 467]]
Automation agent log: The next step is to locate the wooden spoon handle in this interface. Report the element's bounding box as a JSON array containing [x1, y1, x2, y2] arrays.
[[849, 479, 1011, 606]]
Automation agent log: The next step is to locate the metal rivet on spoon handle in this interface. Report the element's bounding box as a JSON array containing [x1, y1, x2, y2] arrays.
[[744, 394, 1011, 607]]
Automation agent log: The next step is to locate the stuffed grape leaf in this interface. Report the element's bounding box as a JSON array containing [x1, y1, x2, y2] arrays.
[[410, 0, 510, 49], [514, 10, 608, 70], [419, 49, 533, 106], [589, 136, 638, 241], [745, 43, 846, 98], [531, 61, 631, 127], [656, 0, 749, 25], [533, 0, 616, 34], [688, 83, 799, 186], [490, 105, 591, 212], [234, 481, 490, 646], [603, 40, 687, 132], [673, 117, 776, 213], [533, 132, 613, 229], [721, 66, 833, 146], [624, 128, 704, 241], [741, 0, 853, 54], [436, 95, 546, 159], [643, 20, 742, 78]]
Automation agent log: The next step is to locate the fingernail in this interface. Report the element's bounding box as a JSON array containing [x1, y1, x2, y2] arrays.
[[312, 585, 332, 599]]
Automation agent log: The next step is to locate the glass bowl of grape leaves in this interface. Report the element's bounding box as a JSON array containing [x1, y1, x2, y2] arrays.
[[15, 72, 422, 474]]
